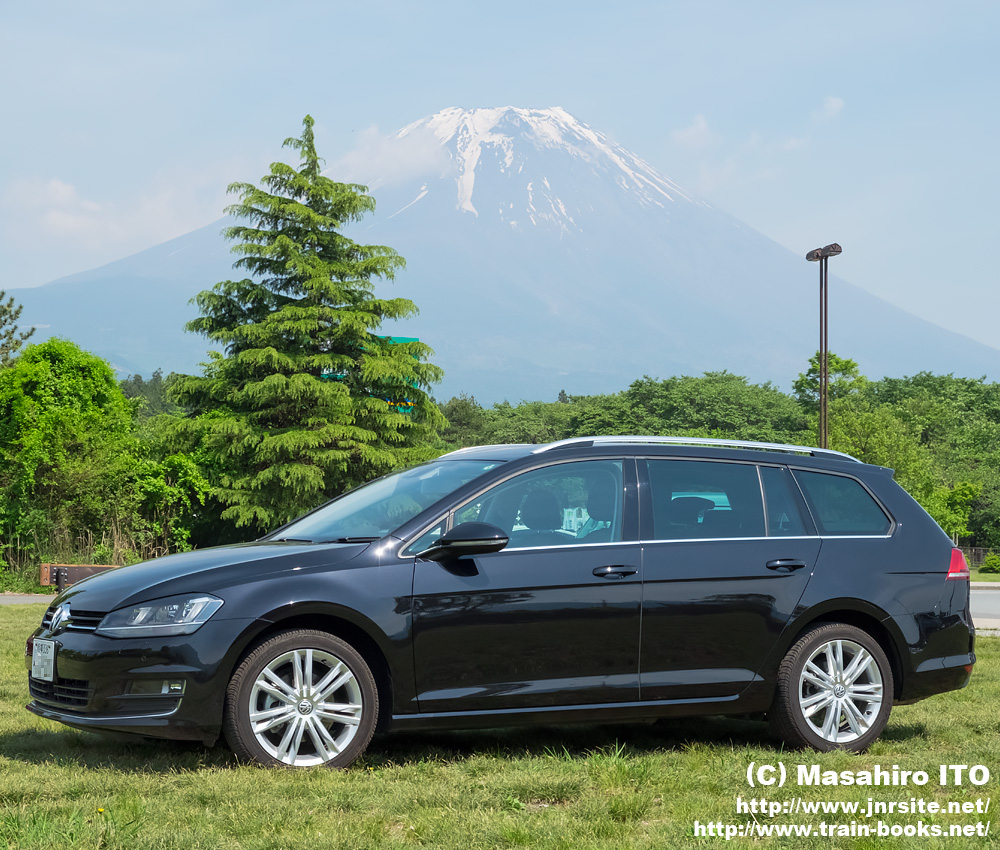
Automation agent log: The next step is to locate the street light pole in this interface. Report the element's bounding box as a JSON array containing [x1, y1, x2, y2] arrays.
[[805, 243, 842, 449]]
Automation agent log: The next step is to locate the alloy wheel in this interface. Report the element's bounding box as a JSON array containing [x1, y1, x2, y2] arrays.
[[796, 637, 884, 745], [247, 647, 364, 767]]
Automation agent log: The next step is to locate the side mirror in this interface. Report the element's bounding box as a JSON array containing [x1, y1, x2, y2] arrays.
[[416, 522, 509, 562]]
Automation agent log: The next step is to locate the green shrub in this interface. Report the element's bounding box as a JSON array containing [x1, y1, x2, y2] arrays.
[[979, 553, 1000, 573], [0, 340, 208, 568]]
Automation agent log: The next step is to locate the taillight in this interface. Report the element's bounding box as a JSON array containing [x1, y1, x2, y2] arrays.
[[946, 548, 970, 581]]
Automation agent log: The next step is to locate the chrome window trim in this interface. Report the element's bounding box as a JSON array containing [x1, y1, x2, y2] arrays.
[[402, 536, 636, 559], [460, 539, 639, 555], [637, 534, 892, 545], [815, 534, 894, 540], [641, 535, 777, 544]]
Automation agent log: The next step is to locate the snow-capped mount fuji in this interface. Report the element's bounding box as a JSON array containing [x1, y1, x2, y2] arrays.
[[394, 106, 696, 227], [10, 106, 1000, 402]]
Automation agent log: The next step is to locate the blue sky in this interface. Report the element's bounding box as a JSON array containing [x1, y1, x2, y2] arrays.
[[3, 0, 998, 355]]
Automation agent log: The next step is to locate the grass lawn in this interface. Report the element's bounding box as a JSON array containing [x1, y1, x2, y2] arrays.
[[2, 602, 997, 849], [972, 570, 1000, 583]]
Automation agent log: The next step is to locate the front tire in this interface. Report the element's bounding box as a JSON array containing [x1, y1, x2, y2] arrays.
[[769, 623, 892, 752], [223, 629, 378, 768]]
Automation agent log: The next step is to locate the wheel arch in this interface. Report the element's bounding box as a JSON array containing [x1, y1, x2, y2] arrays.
[[225, 603, 397, 733], [769, 602, 906, 701]]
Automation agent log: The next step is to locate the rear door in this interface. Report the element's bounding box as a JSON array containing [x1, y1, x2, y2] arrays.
[[638, 459, 820, 700]]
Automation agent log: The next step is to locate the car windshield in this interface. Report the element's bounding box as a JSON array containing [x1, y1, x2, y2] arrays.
[[270, 458, 505, 543]]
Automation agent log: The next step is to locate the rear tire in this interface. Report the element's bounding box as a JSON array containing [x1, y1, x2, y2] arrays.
[[769, 623, 892, 752], [223, 629, 378, 768]]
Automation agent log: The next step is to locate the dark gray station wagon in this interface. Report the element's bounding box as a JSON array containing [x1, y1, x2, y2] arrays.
[[26, 437, 975, 767]]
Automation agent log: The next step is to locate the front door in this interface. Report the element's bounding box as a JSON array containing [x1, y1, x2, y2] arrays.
[[410, 458, 642, 713]]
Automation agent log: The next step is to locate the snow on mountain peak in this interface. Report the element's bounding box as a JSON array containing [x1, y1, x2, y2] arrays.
[[394, 106, 695, 226]]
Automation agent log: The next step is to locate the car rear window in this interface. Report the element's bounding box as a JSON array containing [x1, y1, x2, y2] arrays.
[[647, 459, 765, 539], [792, 470, 892, 536]]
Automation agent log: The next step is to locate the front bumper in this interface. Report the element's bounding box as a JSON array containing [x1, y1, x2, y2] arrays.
[[25, 617, 258, 746]]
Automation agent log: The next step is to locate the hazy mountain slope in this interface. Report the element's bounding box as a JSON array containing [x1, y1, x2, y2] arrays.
[[12, 107, 998, 401]]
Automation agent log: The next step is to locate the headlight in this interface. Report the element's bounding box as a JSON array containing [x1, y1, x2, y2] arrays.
[[95, 594, 224, 638]]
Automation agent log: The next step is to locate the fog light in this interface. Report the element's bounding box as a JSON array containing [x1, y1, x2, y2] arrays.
[[129, 679, 186, 695]]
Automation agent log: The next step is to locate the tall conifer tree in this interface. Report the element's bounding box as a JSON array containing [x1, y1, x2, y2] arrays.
[[172, 116, 443, 531]]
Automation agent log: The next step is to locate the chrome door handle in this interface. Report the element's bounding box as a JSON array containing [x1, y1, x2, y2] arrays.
[[593, 565, 638, 579], [766, 559, 808, 572]]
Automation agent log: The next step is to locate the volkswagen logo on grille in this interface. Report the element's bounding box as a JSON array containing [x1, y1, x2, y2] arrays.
[[49, 603, 71, 634]]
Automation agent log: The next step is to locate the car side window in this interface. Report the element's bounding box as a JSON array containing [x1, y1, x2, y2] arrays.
[[455, 460, 624, 550], [792, 470, 892, 535], [759, 465, 808, 536], [647, 459, 765, 540]]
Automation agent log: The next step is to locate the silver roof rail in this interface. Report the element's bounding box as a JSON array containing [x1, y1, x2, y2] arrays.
[[438, 444, 532, 458], [533, 435, 861, 462]]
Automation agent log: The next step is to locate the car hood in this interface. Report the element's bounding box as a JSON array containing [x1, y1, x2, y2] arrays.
[[49, 540, 373, 613]]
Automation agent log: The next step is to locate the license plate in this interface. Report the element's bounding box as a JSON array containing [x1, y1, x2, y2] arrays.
[[31, 639, 55, 682]]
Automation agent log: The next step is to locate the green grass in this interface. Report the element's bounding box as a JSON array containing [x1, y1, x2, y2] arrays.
[[972, 569, 1000, 583], [3, 602, 998, 849]]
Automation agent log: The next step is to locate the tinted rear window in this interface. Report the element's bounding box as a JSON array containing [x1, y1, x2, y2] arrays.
[[647, 459, 765, 539], [793, 470, 891, 536]]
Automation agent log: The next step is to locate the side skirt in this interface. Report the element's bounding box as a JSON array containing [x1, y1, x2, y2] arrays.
[[390, 684, 772, 732]]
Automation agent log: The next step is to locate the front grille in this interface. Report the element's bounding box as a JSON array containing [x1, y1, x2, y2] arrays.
[[29, 676, 92, 708], [66, 611, 104, 632], [41, 608, 105, 633]]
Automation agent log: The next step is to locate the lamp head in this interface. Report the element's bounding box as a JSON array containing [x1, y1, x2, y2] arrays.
[[806, 243, 842, 261]]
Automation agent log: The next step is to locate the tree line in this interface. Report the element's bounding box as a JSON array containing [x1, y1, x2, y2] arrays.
[[440, 361, 995, 544], [0, 117, 996, 580]]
